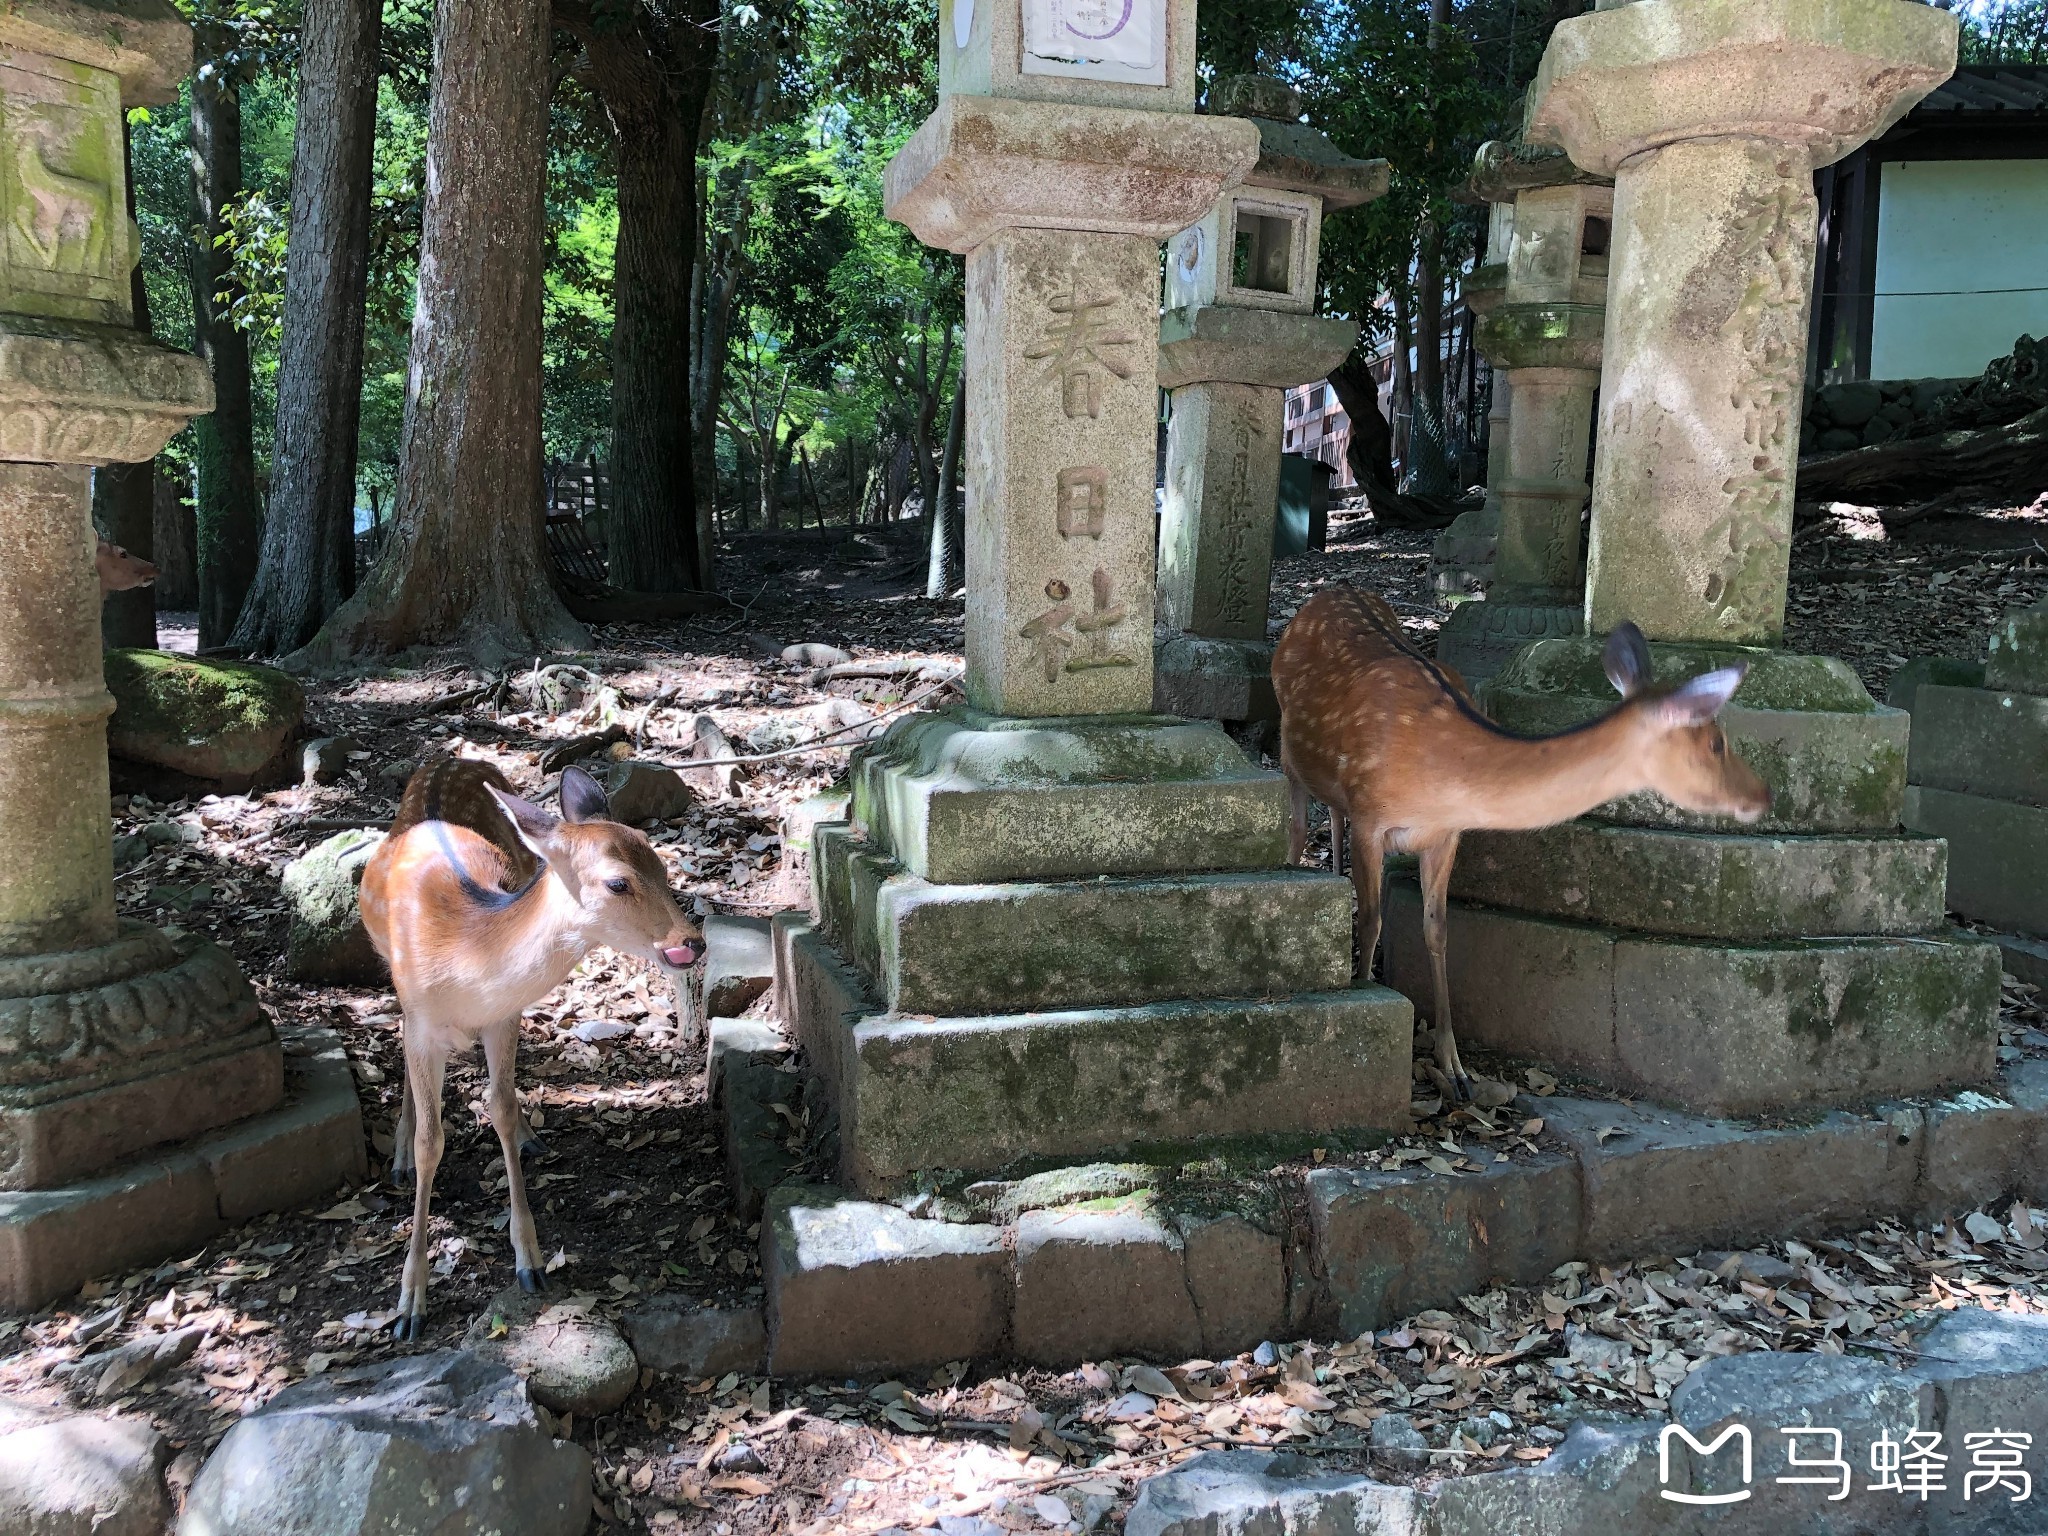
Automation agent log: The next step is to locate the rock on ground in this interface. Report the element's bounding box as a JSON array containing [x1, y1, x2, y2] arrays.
[[0, 1396, 168, 1536], [704, 913, 775, 1017], [104, 650, 304, 785], [1126, 1450, 1420, 1536], [600, 759, 694, 824], [280, 829, 385, 983], [620, 1300, 766, 1377], [178, 1350, 590, 1536], [460, 1287, 639, 1417]]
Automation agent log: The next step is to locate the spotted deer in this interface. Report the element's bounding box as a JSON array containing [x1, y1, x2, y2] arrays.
[[1271, 585, 1769, 1099], [95, 537, 156, 595], [358, 759, 704, 1338]]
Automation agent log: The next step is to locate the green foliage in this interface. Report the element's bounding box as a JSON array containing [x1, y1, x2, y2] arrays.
[[1946, 0, 2048, 61]]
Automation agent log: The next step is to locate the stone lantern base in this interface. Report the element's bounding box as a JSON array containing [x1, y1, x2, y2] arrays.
[[776, 710, 1412, 1191], [1380, 639, 2003, 1118]]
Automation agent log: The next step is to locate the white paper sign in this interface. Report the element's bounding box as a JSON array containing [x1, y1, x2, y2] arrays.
[[1021, 0, 1165, 82]]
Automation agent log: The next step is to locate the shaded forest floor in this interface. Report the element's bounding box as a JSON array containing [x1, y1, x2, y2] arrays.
[[1, 496, 2045, 1533]]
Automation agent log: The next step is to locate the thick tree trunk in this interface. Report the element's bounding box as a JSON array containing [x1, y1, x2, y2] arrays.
[[152, 468, 199, 609], [1330, 354, 1460, 531], [231, 0, 381, 655], [566, 0, 720, 592], [586, 44, 709, 591], [99, 124, 157, 650], [189, 26, 264, 649], [295, 0, 585, 666], [927, 370, 965, 598], [1414, 222, 1443, 430]]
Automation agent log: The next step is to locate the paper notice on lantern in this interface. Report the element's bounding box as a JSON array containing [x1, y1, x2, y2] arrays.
[[1021, 0, 1166, 85]]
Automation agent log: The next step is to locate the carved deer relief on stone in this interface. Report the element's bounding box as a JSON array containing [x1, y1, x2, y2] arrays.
[[0, 54, 131, 322]]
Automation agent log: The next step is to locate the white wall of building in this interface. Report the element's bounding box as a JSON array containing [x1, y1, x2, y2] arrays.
[[1872, 157, 2048, 379]]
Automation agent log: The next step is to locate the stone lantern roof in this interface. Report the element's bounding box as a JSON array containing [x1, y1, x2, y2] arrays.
[[0, 0, 191, 106], [1210, 74, 1391, 210], [1467, 138, 1611, 202]]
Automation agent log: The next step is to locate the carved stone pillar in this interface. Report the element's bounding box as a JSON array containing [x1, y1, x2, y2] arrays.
[[0, 1, 364, 1308]]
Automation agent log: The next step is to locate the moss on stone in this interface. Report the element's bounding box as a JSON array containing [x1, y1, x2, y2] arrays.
[[104, 649, 305, 782], [1487, 637, 1875, 714]]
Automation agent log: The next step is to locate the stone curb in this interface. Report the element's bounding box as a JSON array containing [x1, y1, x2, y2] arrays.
[[1124, 1308, 2048, 1535], [0, 1027, 366, 1309], [747, 1064, 2048, 1375]]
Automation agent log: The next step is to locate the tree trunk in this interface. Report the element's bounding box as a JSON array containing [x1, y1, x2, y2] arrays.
[[1413, 221, 1443, 430], [927, 369, 964, 598], [98, 123, 157, 650], [295, 0, 584, 665], [230, 0, 381, 655], [188, 24, 263, 649], [569, 1, 717, 593], [1390, 286, 1414, 473], [152, 468, 199, 609], [1330, 353, 1460, 531]]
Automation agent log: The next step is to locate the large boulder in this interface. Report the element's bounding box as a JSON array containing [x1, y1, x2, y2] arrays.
[[0, 1396, 169, 1536], [281, 830, 386, 983], [178, 1350, 590, 1536], [105, 650, 304, 786], [461, 1288, 639, 1417]]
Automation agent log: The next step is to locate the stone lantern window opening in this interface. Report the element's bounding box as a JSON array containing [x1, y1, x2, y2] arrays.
[[1580, 213, 1611, 257], [1230, 208, 1296, 294]]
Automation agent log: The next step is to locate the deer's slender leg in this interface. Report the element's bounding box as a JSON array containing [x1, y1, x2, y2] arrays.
[[393, 1031, 449, 1340], [1418, 831, 1471, 1102], [1348, 820, 1387, 983], [483, 1017, 547, 1290], [390, 1009, 417, 1179]]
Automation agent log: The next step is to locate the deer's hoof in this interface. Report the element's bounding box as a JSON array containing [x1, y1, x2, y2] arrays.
[[516, 1267, 548, 1294], [391, 1311, 426, 1342], [517, 1135, 546, 1162]]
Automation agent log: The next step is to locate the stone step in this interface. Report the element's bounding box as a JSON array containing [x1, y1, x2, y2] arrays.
[[1381, 874, 2000, 1118], [748, 1062, 2048, 1375], [1451, 821, 1948, 938], [1905, 785, 2048, 937], [1907, 684, 2048, 808], [1480, 641, 1907, 833], [778, 918, 1411, 1192], [815, 822, 1355, 1015], [850, 709, 1289, 884], [0, 1029, 367, 1309]]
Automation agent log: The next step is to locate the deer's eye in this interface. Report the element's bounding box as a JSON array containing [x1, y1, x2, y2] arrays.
[[604, 877, 631, 895], [1710, 734, 1726, 755]]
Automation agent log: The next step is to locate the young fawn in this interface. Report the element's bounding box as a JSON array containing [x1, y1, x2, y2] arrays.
[[1271, 585, 1770, 1099], [358, 758, 704, 1339], [95, 536, 156, 595]]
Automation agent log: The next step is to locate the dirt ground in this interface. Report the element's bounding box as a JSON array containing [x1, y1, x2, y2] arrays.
[[2, 497, 2045, 1533]]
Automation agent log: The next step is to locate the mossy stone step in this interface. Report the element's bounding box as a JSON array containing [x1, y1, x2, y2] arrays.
[[1906, 684, 2048, 808], [1452, 821, 1948, 938], [849, 708, 1290, 883], [1479, 639, 1906, 832], [1382, 873, 2000, 1118], [814, 821, 1354, 1016], [781, 920, 1411, 1193], [1904, 785, 2048, 937]]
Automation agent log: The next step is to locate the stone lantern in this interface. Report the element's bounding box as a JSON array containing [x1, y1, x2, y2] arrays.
[[1382, 0, 2004, 1122], [1392, 0, 1998, 1122], [1437, 139, 1612, 682], [1429, 194, 1514, 600], [1153, 74, 1386, 726], [0, 1, 363, 1307], [768, 0, 1412, 1253]]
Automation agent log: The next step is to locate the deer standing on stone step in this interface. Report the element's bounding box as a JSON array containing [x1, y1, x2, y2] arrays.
[[358, 759, 703, 1339], [1271, 585, 1769, 1101]]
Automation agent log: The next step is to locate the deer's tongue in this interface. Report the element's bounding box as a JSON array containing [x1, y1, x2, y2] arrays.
[[663, 944, 700, 968]]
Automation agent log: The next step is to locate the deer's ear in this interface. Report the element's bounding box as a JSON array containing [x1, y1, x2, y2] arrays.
[[1653, 665, 1748, 727], [486, 784, 561, 862], [1603, 622, 1653, 698], [559, 765, 611, 824]]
